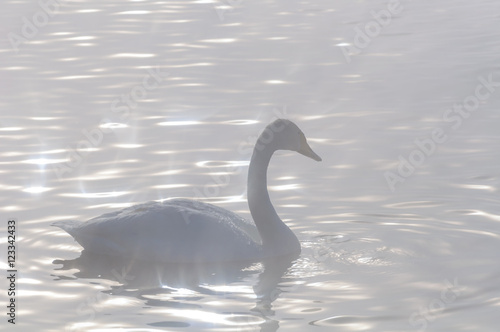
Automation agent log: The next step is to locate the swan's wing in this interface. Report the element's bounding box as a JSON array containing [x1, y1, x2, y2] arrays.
[[62, 199, 261, 262], [167, 198, 262, 245]]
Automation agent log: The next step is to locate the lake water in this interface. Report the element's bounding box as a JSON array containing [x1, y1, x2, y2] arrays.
[[1, 0, 500, 331]]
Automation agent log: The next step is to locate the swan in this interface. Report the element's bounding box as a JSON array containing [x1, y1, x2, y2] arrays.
[[53, 119, 322, 263]]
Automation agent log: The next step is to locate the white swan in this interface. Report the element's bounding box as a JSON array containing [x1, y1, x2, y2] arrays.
[[53, 119, 322, 263]]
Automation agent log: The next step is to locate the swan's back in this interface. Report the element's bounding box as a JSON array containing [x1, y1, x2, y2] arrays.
[[53, 199, 262, 263]]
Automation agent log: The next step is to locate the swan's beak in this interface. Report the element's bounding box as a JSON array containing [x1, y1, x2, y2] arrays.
[[298, 138, 322, 162]]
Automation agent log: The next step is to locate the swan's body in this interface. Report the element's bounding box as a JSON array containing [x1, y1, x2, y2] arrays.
[[54, 199, 262, 262], [54, 119, 321, 263]]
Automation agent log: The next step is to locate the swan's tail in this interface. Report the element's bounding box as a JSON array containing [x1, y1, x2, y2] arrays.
[[51, 220, 81, 236]]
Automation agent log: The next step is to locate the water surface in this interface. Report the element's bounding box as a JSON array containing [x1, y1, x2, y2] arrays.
[[1, 0, 500, 331]]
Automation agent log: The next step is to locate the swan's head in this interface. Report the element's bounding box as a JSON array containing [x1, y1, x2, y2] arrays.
[[261, 119, 322, 161]]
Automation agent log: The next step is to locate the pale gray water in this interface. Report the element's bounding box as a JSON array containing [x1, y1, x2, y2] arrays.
[[1, 0, 500, 331]]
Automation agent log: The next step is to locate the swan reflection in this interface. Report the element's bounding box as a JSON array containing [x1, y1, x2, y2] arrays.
[[53, 251, 299, 331]]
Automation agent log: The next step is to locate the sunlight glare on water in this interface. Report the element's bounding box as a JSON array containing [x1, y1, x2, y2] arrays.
[[1, 0, 500, 331]]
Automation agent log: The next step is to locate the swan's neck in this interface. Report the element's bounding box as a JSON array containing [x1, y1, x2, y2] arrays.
[[247, 141, 300, 256]]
